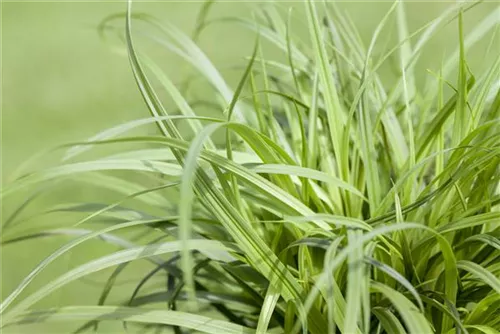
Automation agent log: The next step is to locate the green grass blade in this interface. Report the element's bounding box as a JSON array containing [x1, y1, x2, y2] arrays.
[[457, 260, 500, 294], [371, 282, 433, 333], [2, 239, 237, 324], [8, 306, 254, 334], [255, 285, 280, 334], [372, 307, 407, 334]]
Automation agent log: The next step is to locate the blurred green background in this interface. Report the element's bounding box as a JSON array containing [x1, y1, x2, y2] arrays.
[[2, 1, 498, 333]]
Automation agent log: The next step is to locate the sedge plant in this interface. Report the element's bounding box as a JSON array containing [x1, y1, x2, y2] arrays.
[[1, 0, 499, 333]]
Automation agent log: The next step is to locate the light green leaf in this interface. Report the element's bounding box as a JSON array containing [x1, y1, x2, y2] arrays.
[[8, 306, 254, 334]]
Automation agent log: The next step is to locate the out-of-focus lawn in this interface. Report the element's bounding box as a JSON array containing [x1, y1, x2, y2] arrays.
[[1, 1, 497, 333]]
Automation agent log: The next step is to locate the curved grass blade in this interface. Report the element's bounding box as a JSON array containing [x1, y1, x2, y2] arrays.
[[251, 164, 366, 200], [0, 218, 175, 315], [371, 281, 433, 334], [2, 239, 238, 324], [457, 260, 500, 294], [372, 307, 407, 334], [8, 306, 254, 334], [3, 160, 182, 197]]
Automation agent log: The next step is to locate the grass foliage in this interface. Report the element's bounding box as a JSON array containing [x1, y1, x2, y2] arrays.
[[2, 0, 500, 333]]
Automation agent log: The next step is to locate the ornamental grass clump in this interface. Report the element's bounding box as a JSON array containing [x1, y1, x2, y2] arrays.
[[1, 0, 499, 333]]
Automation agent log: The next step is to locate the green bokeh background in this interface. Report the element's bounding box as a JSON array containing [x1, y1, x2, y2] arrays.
[[2, 1, 498, 333]]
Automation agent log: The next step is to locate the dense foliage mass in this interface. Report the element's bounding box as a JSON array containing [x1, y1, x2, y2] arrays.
[[2, 0, 499, 333]]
